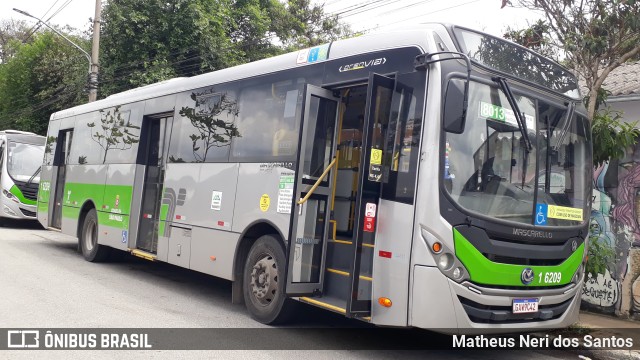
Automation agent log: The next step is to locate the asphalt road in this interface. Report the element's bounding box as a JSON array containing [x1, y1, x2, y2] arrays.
[[0, 220, 613, 359]]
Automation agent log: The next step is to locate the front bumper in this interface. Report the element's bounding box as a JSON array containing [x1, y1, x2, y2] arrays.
[[0, 195, 37, 219], [411, 265, 582, 334]]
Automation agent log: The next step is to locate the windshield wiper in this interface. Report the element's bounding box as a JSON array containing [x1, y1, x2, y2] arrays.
[[553, 101, 575, 151], [26, 166, 41, 186], [492, 77, 533, 151]]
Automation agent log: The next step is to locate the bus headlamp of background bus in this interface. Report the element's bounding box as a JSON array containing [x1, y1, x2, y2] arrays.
[[420, 227, 469, 282], [2, 189, 19, 204]]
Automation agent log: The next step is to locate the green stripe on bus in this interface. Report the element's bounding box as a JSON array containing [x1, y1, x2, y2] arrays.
[[38, 201, 48, 214], [159, 203, 169, 238], [63, 183, 133, 215], [454, 228, 583, 287], [62, 205, 80, 219], [97, 211, 129, 229], [10, 185, 36, 205], [62, 205, 129, 229], [37, 181, 51, 213]]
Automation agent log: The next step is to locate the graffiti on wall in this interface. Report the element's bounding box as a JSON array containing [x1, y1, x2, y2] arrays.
[[584, 143, 640, 315]]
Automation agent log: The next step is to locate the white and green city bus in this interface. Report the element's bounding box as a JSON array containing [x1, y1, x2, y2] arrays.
[[38, 24, 591, 332], [0, 130, 45, 223]]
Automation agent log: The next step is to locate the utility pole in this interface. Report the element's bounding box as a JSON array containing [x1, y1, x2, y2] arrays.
[[88, 0, 102, 102]]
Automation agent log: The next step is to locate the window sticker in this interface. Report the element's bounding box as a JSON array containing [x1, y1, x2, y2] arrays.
[[211, 191, 222, 211], [260, 194, 270, 212], [277, 173, 294, 214]]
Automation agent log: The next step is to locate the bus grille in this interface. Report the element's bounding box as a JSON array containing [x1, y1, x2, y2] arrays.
[[20, 208, 36, 217], [482, 253, 564, 266], [458, 296, 572, 324], [13, 181, 38, 201]]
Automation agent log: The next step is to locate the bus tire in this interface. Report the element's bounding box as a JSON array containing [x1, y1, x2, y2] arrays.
[[243, 234, 295, 324], [80, 209, 111, 262]]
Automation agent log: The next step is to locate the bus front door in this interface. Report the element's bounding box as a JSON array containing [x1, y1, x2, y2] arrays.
[[51, 129, 73, 229], [289, 74, 395, 317], [136, 114, 173, 254], [285, 85, 339, 296], [346, 73, 395, 315]]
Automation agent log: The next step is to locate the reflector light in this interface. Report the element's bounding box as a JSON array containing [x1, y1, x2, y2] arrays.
[[378, 297, 392, 307], [432, 242, 442, 253]]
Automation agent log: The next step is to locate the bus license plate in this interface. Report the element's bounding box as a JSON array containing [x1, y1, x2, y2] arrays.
[[512, 298, 539, 313]]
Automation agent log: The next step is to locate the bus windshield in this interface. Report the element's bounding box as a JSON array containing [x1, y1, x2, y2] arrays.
[[7, 141, 45, 183], [444, 81, 591, 226]]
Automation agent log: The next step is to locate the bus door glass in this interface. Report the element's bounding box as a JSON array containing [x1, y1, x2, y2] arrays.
[[51, 129, 73, 229], [137, 114, 173, 254], [285, 85, 339, 295], [348, 73, 395, 313]]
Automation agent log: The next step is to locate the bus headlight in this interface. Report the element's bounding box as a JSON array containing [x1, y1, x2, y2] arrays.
[[2, 189, 19, 203], [572, 264, 584, 284], [421, 227, 470, 283], [438, 253, 454, 271], [453, 267, 462, 280]]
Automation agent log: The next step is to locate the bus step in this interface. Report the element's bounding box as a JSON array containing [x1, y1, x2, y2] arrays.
[[325, 241, 374, 277], [323, 268, 372, 304], [326, 267, 372, 282], [299, 295, 346, 315], [130, 248, 157, 261], [46, 227, 62, 232]]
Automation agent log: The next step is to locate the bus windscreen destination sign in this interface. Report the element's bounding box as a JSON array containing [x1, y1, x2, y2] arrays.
[[479, 101, 535, 130]]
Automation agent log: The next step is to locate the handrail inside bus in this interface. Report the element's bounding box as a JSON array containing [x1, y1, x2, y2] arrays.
[[297, 157, 337, 205]]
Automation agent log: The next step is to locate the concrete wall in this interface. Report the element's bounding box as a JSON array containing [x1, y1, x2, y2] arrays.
[[582, 97, 640, 319]]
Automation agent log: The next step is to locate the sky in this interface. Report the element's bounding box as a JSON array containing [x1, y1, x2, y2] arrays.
[[1, 0, 543, 38]]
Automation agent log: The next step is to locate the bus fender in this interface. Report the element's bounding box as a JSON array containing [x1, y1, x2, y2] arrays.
[[231, 220, 286, 305]]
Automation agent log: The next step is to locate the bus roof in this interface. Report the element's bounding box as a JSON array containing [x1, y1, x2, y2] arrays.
[[3, 133, 46, 146], [50, 24, 449, 120]]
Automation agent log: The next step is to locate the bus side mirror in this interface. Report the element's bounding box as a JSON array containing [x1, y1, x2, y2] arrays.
[[443, 78, 468, 134]]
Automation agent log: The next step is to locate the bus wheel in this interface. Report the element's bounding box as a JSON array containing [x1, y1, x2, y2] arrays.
[[80, 209, 111, 262], [243, 235, 294, 324]]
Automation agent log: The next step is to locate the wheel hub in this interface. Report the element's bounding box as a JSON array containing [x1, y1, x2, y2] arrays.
[[250, 255, 278, 304]]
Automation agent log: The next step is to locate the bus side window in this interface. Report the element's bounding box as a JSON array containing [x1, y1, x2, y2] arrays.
[[272, 89, 300, 157], [231, 77, 303, 162], [170, 89, 237, 163], [380, 73, 423, 205]]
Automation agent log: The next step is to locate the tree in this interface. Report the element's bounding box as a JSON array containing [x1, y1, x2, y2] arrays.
[[273, 0, 353, 50], [99, 0, 352, 97], [0, 30, 88, 134], [501, 0, 640, 120], [591, 104, 640, 166], [0, 19, 31, 64], [501, 0, 640, 165]]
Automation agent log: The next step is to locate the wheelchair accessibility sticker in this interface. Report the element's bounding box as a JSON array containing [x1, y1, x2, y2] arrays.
[[535, 203, 584, 225], [535, 204, 547, 225]]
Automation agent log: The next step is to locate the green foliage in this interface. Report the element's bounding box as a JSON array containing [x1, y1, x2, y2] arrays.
[[503, 20, 555, 59], [99, 0, 352, 97], [503, 1, 640, 164], [585, 234, 615, 277], [0, 30, 88, 134], [502, 0, 640, 120], [591, 107, 640, 166], [0, 19, 31, 63]]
